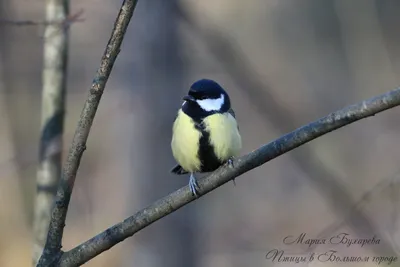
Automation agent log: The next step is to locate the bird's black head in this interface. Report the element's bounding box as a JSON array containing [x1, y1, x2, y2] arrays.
[[181, 79, 231, 120]]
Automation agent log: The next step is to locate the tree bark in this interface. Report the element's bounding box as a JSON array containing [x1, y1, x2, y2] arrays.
[[33, 0, 69, 265]]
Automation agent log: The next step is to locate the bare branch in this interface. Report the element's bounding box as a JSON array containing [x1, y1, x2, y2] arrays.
[[59, 87, 400, 266], [305, 169, 400, 256], [173, 5, 398, 257], [36, 1, 139, 266], [0, 9, 84, 27]]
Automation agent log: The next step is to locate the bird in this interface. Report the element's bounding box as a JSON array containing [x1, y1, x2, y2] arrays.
[[170, 79, 242, 197]]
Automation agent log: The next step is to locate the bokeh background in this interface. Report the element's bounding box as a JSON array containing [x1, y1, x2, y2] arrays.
[[1, 0, 400, 266]]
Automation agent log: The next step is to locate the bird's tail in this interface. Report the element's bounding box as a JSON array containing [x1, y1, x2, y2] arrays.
[[170, 164, 189, 175]]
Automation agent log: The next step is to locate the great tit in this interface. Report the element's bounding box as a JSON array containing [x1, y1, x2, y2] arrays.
[[170, 79, 242, 197]]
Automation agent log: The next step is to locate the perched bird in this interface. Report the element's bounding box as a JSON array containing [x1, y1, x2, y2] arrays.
[[170, 79, 242, 197]]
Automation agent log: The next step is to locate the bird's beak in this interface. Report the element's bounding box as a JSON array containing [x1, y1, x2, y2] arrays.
[[183, 95, 195, 102]]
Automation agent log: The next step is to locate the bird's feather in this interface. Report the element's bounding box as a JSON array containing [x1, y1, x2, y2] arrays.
[[170, 164, 189, 175], [203, 112, 242, 163], [171, 110, 203, 173], [170, 105, 240, 175], [228, 108, 239, 131], [228, 108, 236, 118]]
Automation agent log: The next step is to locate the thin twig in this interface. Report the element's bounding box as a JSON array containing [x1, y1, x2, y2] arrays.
[[304, 169, 400, 256], [0, 9, 84, 27], [59, 87, 400, 266], [36, 1, 139, 266]]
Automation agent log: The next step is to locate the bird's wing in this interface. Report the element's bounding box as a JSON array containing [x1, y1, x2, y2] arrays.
[[228, 108, 239, 131], [228, 108, 236, 118]]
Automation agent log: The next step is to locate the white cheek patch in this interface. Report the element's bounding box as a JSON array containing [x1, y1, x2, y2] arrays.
[[196, 94, 225, 111], [182, 101, 187, 107]]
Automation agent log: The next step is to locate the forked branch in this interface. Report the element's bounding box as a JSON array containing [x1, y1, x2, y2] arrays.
[[36, 0, 139, 266], [33, 0, 400, 266]]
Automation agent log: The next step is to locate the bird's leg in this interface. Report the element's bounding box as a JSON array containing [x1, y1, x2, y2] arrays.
[[226, 157, 236, 186], [189, 173, 200, 197]]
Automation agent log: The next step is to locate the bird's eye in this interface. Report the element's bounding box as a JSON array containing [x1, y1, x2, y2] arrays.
[[197, 94, 209, 100]]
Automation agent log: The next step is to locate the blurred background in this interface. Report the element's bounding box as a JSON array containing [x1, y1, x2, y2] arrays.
[[1, 0, 400, 266]]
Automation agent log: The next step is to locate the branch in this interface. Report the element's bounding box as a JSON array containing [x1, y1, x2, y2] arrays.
[[36, 0, 139, 266], [304, 168, 400, 256], [59, 87, 400, 266], [0, 9, 84, 27], [173, 5, 398, 256], [33, 0, 70, 265]]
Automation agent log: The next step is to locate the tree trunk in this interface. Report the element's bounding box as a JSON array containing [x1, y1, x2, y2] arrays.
[[32, 0, 69, 265]]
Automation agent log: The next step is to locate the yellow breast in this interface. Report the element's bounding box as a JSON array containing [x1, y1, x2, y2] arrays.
[[171, 110, 202, 173], [203, 113, 242, 161], [171, 110, 242, 173]]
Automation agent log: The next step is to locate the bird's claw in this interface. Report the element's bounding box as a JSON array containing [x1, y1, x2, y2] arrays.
[[227, 157, 235, 168], [226, 157, 236, 186], [189, 173, 200, 197]]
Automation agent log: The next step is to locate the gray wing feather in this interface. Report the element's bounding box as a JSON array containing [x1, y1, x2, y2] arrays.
[[228, 108, 239, 131], [228, 108, 236, 118]]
